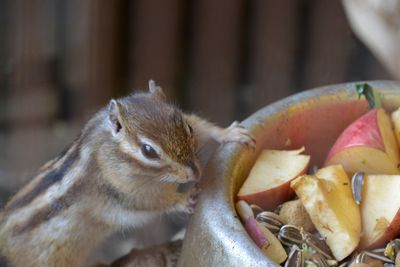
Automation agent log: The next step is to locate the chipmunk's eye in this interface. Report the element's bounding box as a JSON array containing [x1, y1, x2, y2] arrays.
[[141, 143, 159, 160]]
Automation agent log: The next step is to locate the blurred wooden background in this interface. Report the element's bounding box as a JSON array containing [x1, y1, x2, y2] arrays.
[[0, 0, 393, 202]]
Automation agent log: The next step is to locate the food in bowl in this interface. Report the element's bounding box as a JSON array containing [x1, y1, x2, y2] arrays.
[[237, 147, 310, 211], [236, 85, 400, 266]]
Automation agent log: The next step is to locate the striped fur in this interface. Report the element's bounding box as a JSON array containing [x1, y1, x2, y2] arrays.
[[6, 143, 80, 211], [0, 82, 255, 267]]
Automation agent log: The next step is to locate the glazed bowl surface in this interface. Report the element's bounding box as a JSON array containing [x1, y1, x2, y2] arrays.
[[178, 81, 400, 267]]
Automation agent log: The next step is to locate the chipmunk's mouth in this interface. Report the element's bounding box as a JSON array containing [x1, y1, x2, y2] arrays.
[[177, 181, 197, 193]]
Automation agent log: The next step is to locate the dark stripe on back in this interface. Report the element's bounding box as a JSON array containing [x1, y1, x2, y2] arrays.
[[6, 147, 79, 210], [12, 181, 83, 234], [13, 200, 68, 234]]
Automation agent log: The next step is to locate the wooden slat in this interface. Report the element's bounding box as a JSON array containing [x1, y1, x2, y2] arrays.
[[186, 0, 243, 125], [1, 127, 79, 189], [243, 0, 300, 115], [8, 0, 57, 128], [128, 0, 183, 100], [301, 0, 352, 89], [2, 0, 59, 184], [0, 1, 11, 128], [63, 0, 123, 122], [345, 36, 392, 82], [365, 53, 392, 80], [0, 1, 9, 87]]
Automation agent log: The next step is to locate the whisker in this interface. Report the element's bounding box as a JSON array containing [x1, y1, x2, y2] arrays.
[[131, 175, 161, 194], [130, 171, 176, 195], [159, 174, 175, 183]]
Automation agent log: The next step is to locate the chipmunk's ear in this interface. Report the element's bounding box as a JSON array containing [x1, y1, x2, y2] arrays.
[[148, 80, 166, 101], [108, 99, 123, 135]]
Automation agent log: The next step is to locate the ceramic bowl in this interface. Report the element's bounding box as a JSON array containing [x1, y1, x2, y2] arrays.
[[178, 81, 400, 267]]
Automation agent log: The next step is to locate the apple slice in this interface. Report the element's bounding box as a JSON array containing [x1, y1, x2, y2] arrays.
[[237, 147, 310, 211], [290, 165, 361, 261], [325, 108, 400, 175], [391, 107, 400, 147], [359, 174, 400, 249]]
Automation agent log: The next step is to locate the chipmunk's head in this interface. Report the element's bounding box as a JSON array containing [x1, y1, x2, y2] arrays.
[[94, 81, 200, 210]]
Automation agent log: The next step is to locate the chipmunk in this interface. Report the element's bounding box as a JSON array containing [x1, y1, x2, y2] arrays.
[[0, 81, 255, 267]]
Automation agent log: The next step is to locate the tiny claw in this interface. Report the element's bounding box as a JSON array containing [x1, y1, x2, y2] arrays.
[[219, 121, 256, 150], [189, 184, 201, 201], [184, 184, 201, 214]]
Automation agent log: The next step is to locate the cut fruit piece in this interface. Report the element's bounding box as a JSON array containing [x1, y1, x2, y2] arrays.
[[325, 108, 400, 175], [290, 165, 361, 261], [325, 147, 399, 175], [237, 147, 310, 211], [359, 174, 400, 249], [391, 107, 400, 147]]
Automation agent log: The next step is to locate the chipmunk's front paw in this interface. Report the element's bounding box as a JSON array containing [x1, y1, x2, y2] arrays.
[[219, 121, 256, 149], [185, 184, 201, 214]]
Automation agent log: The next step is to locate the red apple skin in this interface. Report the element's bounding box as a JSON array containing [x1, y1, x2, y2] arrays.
[[326, 109, 384, 162], [237, 181, 295, 211], [361, 208, 400, 250], [237, 163, 308, 211]]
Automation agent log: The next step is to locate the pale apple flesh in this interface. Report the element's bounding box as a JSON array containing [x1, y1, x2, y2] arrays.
[[325, 108, 400, 175], [379, 108, 400, 164], [237, 148, 310, 211], [391, 107, 400, 147], [359, 174, 400, 249], [326, 147, 399, 175], [290, 165, 361, 261]]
